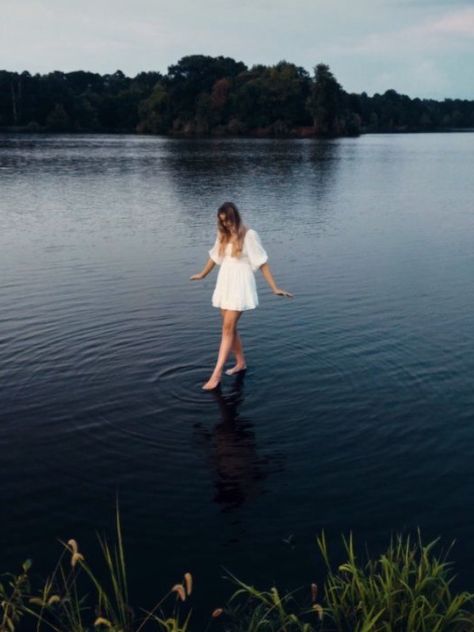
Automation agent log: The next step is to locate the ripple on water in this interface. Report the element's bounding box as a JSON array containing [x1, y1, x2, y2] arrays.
[[152, 362, 230, 406], [55, 361, 224, 462]]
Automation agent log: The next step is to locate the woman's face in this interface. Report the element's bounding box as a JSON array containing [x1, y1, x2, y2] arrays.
[[219, 213, 234, 230]]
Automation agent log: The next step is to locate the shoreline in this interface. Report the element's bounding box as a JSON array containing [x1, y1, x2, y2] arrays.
[[1, 126, 473, 138]]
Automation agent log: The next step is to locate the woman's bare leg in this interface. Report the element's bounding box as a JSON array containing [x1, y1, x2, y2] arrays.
[[225, 331, 247, 375], [202, 310, 243, 390], [221, 308, 246, 373]]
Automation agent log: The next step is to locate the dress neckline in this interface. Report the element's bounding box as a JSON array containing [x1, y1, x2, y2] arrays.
[[226, 228, 251, 247]]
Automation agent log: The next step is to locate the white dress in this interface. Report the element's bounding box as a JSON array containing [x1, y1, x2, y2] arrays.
[[208, 228, 268, 311]]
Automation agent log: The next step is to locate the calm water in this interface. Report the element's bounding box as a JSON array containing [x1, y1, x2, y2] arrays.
[[1, 133, 473, 619]]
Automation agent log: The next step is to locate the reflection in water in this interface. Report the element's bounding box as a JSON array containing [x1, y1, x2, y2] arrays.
[[193, 374, 284, 512], [159, 138, 343, 243]]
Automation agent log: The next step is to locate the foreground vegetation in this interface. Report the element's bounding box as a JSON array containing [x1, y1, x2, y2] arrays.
[[1, 55, 474, 138], [1, 506, 474, 631]]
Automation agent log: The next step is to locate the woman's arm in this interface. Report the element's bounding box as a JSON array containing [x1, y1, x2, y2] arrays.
[[259, 263, 293, 297], [190, 258, 216, 280]]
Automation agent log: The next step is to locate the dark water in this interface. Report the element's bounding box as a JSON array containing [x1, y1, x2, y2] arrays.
[[1, 133, 473, 620]]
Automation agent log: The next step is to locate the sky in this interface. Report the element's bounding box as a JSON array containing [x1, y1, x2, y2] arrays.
[[1, 0, 473, 100]]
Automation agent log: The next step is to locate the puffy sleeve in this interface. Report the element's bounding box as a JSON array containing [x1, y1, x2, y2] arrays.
[[246, 229, 268, 271], [208, 233, 223, 265]]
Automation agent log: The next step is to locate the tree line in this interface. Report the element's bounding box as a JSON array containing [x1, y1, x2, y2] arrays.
[[1, 55, 473, 137]]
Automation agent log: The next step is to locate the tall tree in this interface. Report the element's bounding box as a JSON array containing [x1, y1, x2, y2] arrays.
[[307, 63, 344, 136], [164, 55, 247, 127]]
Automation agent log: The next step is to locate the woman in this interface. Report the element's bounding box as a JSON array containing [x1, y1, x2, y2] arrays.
[[190, 201, 293, 391]]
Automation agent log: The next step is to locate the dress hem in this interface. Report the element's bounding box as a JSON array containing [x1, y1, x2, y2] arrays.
[[212, 303, 258, 311]]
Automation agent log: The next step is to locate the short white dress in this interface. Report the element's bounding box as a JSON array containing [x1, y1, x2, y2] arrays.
[[208, 228, 268, 311]]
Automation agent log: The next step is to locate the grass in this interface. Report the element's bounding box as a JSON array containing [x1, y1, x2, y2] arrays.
[[317, 530, 474, 631], [1, 504, 474, 631]]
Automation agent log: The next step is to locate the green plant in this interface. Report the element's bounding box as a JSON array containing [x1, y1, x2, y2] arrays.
[[4, 508, 474, 632], [23, 500, 201, 632], [223, 568, 322, 631], [317, 530, 474, 632], [0, 559, 32, 632]]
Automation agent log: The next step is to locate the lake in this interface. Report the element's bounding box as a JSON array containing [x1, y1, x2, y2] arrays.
[[1, 132, 473, 621]]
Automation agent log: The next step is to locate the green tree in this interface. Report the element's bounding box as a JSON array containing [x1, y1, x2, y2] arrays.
[[210, 77, 231, 126], [46, 103, 70, 131], [165, 54, 246, 126], [137, 83, 171, 133], [195, 91, 212, 134], [307, 63, 344, 136]]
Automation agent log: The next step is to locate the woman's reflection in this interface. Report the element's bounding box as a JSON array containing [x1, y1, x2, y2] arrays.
[[193, 374, 283, 512]]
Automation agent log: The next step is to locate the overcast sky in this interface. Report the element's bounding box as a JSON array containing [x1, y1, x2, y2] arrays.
[[1, 0, 473, 99]]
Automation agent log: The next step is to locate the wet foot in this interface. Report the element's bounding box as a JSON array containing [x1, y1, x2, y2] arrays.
[[202, 374, 221, 390], [225, 364, 247, 376]]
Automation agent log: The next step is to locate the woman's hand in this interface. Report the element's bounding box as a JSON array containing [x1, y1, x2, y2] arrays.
[[260, 264, 292, 298], [273, 288, 293, 298], [190, 259, 216, 281]]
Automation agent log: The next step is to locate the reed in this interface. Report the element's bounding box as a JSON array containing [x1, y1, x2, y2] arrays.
[[316, 529, 474, 631], [0, 559, 31, 632], [2, 508, 474, 632], [221, 568, 318, 631], [10, 499, 214, 632]]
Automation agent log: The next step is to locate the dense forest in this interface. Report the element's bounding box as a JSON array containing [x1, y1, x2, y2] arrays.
[[1, 55, 473, 137]]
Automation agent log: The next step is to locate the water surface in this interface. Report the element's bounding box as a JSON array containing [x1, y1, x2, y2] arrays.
[[1, 133, 473, 619]]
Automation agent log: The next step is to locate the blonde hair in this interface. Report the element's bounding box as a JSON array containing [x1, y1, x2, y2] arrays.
[[216, 201, 247, 258]]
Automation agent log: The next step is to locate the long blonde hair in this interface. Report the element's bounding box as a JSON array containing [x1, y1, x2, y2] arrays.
[[216, 201, 247, 258]]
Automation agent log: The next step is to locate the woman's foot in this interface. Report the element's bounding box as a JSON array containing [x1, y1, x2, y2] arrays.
[[225, 363, 247, 376], [202, 373, 221, 390]]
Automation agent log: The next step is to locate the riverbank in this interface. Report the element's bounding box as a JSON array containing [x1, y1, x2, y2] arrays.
[[1, 125, 473, 138]]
